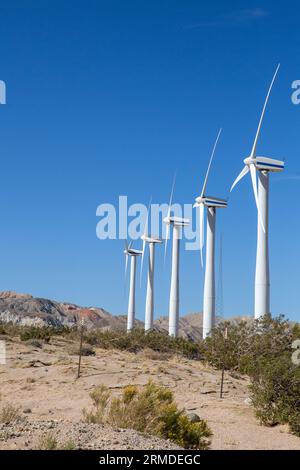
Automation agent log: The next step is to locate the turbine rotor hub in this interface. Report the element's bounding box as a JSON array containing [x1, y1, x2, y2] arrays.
[[195, 196, 205, 205], [244, 156, 256, 166]]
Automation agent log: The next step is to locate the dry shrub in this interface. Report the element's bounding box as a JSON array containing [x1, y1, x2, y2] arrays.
[[37, 433, 58, 450], [67, 343, 95, 356], [83, 328, 201, 360], [83, 381, 211, 449], [0, 404, 21, 424], [138, 348, 171, 361]]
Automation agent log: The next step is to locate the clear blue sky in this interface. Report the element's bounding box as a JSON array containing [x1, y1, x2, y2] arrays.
[[0, 1, 299, 321]]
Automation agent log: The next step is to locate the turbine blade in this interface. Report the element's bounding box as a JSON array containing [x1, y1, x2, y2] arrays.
[[140, 196, 152, 285], [200, 128, 222, 198], [124, 253, 129, 301], [164, 175, 176, 264], [230, 166, 249, 192], [199, 203, 205, 268], [250, 64, 280, 158], [164, 223, 170, 264], [140, 238, 146, 286], [125, 253, 128, 279], [168, 174, 176, 212], [249, 164, 265, 233]]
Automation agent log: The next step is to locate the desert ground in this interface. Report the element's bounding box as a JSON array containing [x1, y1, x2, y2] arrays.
[[0, 334, 299, 450]]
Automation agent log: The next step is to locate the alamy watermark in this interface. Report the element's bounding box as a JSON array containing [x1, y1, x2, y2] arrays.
[[0, 80, 6, 104], [291, 80, 300, 104], [96, 196, 202, 251]]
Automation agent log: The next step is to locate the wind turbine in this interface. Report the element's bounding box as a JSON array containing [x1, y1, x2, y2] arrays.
[[164, 180, 190, 337], [194, 129, 227, 339], [140, 198, 163, 331], [230, 64, 284, 319], [124, 241, 142, 331], [141, 234, 163, 331]]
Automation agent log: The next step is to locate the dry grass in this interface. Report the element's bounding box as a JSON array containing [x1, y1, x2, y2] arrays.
[[37, 433, 58, 450], [0, 404, 21, 424]]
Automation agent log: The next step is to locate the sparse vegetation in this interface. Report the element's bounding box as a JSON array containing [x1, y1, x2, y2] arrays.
[[26, 377, 36, 384], [81, 328, 201, 360], [0, 321, 201, 360], [67, 343, 95, 356], [0, 404, 21, 424], [37, 434, 76, 450], [37, 433, 58, 450], [20, 325, 68, 343], [83, 381, 212, 449], [61, 440, 76, 450], [25, 339, 43, 348], [0, 322, 70, 341], [2, 315, 300, 441], [204, 315, 300, 437]]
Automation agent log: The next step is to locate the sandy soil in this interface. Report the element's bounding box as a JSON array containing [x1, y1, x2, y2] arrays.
[[0, 335, 299, 450]]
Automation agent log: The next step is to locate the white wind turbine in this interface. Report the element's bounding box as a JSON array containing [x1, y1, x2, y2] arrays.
[[194, 129, 228, 339], [140, 200, 163, 331], [164, 179, 190, 337], [230, 64, 284, 319], [124, 241, 142, 331]]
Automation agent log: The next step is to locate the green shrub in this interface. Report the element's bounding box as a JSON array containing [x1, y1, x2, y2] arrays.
[[83, 381, 212, 449], [82, 328, 201, 360], [20, 326, 51, 342], [249, 353, 300, 431], [201, 320, 252, 371], [158, 407, 212, 450], [0, 322, 21, 337], [204, 315, 300, 437]]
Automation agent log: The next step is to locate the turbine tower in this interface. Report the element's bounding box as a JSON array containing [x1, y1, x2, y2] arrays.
[[124, 241, 142, 331], [164, 180, 190, 337], [194, 129, 227, 339], [230, 64, 284, 319], [140, 199, 163, 331], [141, 235, 163, 331]]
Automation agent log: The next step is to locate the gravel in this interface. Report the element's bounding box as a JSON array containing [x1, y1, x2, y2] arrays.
[[0, 418, 182, 450]]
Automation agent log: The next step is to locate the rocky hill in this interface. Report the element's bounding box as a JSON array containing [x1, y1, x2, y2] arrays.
[[0, 291, 204, 340]]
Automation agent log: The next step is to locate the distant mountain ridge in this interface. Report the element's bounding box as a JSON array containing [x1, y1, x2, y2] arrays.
[[0, 291, 207, 340]]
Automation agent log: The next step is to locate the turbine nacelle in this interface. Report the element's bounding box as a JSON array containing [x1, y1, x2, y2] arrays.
[[141, 235, 163, 244], [124, 248, 143, 256], [194, 196, 228, 209], [243, 156, 284, 172], [163, 216, 190, 227]]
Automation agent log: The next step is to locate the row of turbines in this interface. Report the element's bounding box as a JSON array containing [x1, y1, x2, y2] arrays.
[[123, 64, 284, 339]]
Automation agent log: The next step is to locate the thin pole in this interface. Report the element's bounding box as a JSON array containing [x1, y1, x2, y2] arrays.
[[77, 319, 84, 379], [220, 369, 225, 399], [220, 327, 228, 399]]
